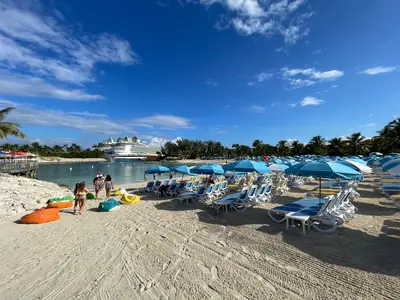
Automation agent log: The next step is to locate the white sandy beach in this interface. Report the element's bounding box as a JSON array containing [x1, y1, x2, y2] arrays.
[[0, 175, 399, 299]]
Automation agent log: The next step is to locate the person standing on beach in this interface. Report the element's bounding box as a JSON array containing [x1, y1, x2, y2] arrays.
[[93, 177, 101, 200], [104, 175, 114, 198], [74, 182, 88, 215]]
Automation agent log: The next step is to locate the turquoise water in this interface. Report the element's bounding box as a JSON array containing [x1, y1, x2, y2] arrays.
[[37, 161, 176, 189]]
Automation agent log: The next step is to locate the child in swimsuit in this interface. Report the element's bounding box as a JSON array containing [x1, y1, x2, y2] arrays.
[[74, 182, 88, 215], [104, 175, 114, 198]]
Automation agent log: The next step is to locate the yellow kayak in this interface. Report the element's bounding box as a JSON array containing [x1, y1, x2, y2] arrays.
[[120, 193, 140, 205]]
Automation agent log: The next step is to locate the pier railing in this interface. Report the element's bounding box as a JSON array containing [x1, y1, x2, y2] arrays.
[[0, 158, 38, 176]]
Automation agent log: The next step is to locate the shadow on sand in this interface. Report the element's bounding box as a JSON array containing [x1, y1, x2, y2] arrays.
[[354, 201, 398, 217], [278, 224, 400, 276], [155, 194, 400, 276]]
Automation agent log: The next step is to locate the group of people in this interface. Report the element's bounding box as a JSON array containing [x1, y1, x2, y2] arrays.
[[93, 172, 114, 199], [72, 172, 114, 215]]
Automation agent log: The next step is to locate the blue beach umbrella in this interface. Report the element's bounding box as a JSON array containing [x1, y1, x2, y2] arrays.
[[379, 157, 394, 166], [145, 165, 170, 174], [172, 165, 196, 176], [222, 161, 240, 172], [233, 160, 271, 173], [383, 160, 400, 172], [191, 164, 224, 175], [285, 161, 362, 203]]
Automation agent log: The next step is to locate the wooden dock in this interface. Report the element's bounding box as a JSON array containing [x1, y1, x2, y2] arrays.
[[0, 159, 38, 177]]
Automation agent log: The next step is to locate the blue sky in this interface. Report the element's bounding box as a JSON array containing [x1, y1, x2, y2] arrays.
[[0, 0, 399, 148]]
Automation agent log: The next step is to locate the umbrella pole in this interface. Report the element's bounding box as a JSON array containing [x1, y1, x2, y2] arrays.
[[319, 177, 322, 205]]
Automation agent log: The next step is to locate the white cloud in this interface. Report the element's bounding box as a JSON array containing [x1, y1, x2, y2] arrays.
[[193, 0, 312, 44], [286, 138, 297, 145], [148, 136, 181, 147], [281, 24, 310, 44], [3, 100, 136, 135], [206, 79, 218, 86], [287, 78, 315, 88], [359, 66, 396, 75], [300, 96, 324, 106], [281, 67, 343, 88], [135, 115, 194, 129], [248, 71, 272, 86], [256, 72, 272, 82], [288, 103, 297, 108], [368, 113, 374, 117], [1, 100, 193, 136], [331, 85, 338, 88], [0, 1, 137, 100], [0, 72, 103, 100], [69, 111, 109, 118], [249, 105, 266, 113]]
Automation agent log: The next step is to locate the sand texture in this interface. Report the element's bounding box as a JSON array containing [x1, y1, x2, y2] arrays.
[[0, 173, 72, 217], [0, 176, 399, 299]]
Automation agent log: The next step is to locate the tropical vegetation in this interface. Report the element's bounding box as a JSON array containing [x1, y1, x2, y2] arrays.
[[0, 107, 26, 140], [162, 118, 400, 159], [0, 113, 399, 159], [0, 142, 104, 158]]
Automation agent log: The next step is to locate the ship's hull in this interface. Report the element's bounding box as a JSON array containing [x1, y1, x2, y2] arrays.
[[111, 154, 161, 161], [145, 155, 161, 161]]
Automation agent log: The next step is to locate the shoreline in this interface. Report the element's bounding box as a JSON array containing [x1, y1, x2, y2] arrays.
[[38, 157, 107, 164]]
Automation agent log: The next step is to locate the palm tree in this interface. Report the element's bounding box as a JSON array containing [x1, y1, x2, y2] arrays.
[[0, 107, 27, 139], [252, 139, 263, 156], [276, 140, 290, 156], [328, 137, 344, 156], [378, 118, 400, 153], [290, 140, 304, 156], [346, 132, 365, 154], [308, 135, 326, 155]]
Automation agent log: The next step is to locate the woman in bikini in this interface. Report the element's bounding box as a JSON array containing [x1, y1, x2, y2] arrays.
[[74, 182, 88, 215], [104, 175, 114, 198]]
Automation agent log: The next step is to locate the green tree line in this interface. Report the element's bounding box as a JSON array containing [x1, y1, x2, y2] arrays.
[[0, 142, 104, 159], [162, 118, 400, 159]]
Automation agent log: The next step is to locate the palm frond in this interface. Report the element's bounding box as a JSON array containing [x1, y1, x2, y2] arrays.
[[0, 107, 16, 121]]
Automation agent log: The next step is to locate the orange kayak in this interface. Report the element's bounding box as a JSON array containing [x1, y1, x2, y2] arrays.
[[47, 201, 73, 209], [21, 208, 61, 224]]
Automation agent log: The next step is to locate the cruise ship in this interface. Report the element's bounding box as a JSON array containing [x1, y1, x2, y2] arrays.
[[99, 137, 162, 161]]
